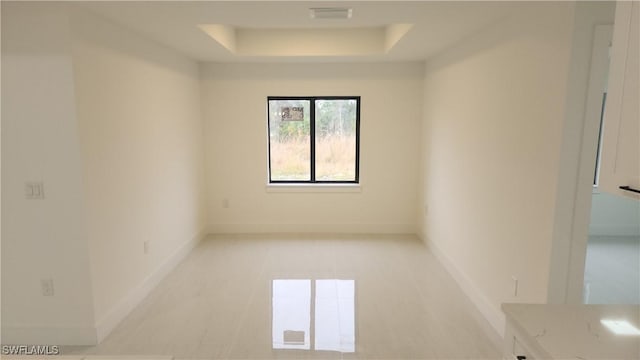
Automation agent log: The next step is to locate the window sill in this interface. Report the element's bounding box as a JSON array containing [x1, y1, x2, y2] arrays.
[[266, 183, 362, 193]]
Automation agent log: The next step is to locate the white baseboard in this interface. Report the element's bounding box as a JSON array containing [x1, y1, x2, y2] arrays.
[[418, 233, 506, 340], [0, 325, 97, 345], [208, 223, 416, 234], [94, 229, 206, 343], [588, 224, 640, 237]]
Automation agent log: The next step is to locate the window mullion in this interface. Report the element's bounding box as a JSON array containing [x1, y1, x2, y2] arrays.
[[310, 98, 316, 182]]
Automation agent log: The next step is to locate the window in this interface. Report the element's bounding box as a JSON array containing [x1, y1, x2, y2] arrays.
[[267, 96, 360, 183]]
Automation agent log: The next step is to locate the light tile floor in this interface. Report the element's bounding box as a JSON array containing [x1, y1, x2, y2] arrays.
[[65, 234, 502, 359]]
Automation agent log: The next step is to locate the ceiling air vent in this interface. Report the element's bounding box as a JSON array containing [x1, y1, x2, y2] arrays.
[[309, 8, 353, 20]]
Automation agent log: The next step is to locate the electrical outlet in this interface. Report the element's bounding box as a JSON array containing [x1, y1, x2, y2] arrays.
[[25, 182, 45, 200], [41, 278, 54, 296], [144, 241, 149, 254], [222, 198, 230, 209]]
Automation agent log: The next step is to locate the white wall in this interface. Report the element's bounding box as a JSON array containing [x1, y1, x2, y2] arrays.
[[201, 63, 423, 234], [419, 2, 576, 336], [70, 10, 207, 340], [2, 3, 207, 345], [1, 3, 96, 344]]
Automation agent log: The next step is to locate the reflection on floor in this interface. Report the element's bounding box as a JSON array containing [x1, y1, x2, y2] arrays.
[[272, 279, 355, 353], [66, 234, 501, 359], [584, 236, 640, 305]]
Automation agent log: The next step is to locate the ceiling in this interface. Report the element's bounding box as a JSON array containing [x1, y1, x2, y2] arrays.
[[76, 1, 519, 63]]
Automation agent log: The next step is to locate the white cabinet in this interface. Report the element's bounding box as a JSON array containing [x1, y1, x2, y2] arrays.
[[599, 1, 640, 200], [503, 317, 546, 359]]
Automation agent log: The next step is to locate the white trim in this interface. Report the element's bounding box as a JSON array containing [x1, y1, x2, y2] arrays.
[[548, 20, 615, 304], [418, 234, 506, 339], [208, 223, 414, 234], [565, 23, 615, 303], [266, 183, 361, 193], [94, 229, 206, 343], [0, 325, 97, 346]]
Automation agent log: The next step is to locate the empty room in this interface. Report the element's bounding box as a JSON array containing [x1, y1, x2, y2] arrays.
[[2, 1, 638, 359]]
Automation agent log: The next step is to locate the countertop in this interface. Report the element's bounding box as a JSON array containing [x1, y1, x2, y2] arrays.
[[502, 303, 640, 359]]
